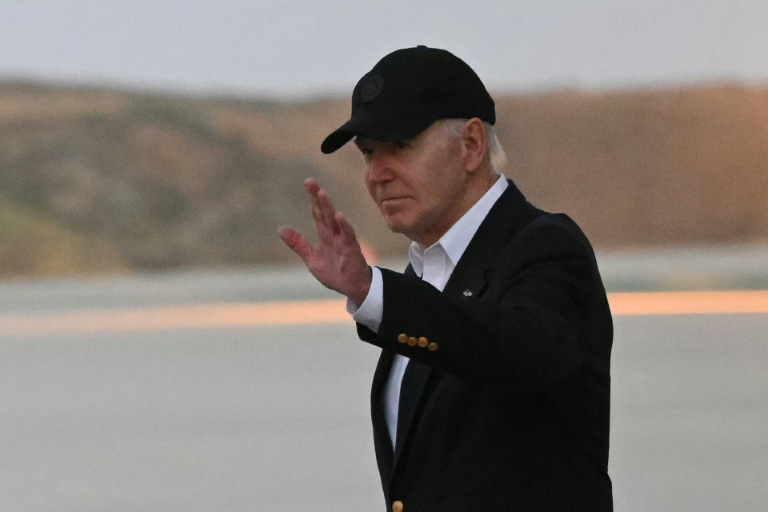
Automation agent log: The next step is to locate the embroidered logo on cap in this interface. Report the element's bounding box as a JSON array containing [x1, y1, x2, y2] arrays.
[[359, 74, 384, 104]]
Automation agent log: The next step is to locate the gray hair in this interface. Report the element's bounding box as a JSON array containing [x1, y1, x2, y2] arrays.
[[439, 119, 508, 173]]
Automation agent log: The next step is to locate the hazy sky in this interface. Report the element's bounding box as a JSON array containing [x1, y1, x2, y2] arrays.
[[1, 0, 766, 98]]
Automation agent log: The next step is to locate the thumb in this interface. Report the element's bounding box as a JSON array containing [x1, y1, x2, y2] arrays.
[[278, 226, 312, 260]]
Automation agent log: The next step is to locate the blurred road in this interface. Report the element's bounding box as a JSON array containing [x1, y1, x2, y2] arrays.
[[0, 259, 766, 511]]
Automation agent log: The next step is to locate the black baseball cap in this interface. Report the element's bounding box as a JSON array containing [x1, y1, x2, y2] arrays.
[[320, 46, 495, 154]]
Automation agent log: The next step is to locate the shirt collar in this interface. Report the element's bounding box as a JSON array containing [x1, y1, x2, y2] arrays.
[[409, 174, 508, 275]]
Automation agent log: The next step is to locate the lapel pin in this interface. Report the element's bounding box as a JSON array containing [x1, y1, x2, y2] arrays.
[[463, 289, 473, 297]]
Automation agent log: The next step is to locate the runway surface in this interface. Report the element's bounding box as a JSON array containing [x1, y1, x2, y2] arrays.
[[1, 254, 766, 511]]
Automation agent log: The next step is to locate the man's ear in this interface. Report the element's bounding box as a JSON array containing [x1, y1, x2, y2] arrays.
[[462, 118, 487, 173]]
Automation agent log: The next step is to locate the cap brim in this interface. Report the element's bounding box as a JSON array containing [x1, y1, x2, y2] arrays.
[[320, 126, 356, 154], [320, 116, 377, 154], [320, 113, 437, 154]]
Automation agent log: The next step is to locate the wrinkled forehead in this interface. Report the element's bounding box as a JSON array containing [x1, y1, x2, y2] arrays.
[[353, 135, 372, 146]]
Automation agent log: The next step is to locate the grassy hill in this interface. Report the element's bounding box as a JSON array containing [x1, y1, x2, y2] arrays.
[[1, 81, 766, 277]]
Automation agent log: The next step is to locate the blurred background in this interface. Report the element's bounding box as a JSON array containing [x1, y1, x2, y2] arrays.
[[1, 1, 767, 511], [1, 0, 767, 275]]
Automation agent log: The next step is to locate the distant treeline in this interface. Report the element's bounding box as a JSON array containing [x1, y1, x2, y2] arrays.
[[1, 81, 766, 277]]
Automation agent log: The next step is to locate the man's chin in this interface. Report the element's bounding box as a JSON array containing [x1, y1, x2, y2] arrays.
[[385, 220, 406, 234], [383, 216, 411, 236], [385, 220, 425, 244]]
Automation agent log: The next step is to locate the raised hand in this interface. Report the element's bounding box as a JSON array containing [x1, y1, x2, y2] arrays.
[[278, 178, 372, 305]]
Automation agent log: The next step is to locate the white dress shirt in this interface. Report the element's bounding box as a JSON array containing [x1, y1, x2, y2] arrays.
[[348, 175, 508, 449]]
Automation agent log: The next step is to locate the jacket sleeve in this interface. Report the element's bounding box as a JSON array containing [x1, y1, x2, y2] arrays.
[[357, 215, 612, 392]]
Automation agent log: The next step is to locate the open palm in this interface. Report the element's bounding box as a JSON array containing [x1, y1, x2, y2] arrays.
[[278, 178, 372, 304]]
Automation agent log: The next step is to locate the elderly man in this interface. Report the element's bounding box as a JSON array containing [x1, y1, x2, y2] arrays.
[[279, 46, 613, 512]]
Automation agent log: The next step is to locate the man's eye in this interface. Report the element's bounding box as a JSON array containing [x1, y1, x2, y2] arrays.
[[359, 147, 373, 156], [393, 141, 409, 150]]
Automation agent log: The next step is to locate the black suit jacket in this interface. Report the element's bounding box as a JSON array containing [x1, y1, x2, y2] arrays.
[[358, 180, 613, 511]]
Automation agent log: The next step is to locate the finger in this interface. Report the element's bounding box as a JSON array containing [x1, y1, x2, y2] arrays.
[[335, 211, 358, 246], [305, 179, 331, 236], [277, 225, 312, 260], [317, 188, 341, 235], [304, 178, 322, 220]]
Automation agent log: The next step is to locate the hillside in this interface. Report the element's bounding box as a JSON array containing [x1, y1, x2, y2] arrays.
[[1, 81, 766, 277]]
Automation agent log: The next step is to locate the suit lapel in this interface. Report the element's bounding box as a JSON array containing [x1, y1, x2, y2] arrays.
[[394, 358, 431, 467], [390, 263, 432, 469], [371, 349, 395, 484], [444, 179, 532, 297], [382, 181, 540, 479]]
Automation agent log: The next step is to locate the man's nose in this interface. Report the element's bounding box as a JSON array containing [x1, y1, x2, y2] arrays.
[[366, 154, 394, 184]]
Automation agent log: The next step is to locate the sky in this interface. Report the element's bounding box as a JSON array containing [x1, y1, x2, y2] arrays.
[[1, 0, 767, 99]]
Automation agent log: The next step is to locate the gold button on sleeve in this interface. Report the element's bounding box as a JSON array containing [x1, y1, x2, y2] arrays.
[[428, 342, 439, 351], [407, 337, 418, 346], [397, 334, 408, 344], [418, 337, 428, 348], [392, 501, 404, 512]]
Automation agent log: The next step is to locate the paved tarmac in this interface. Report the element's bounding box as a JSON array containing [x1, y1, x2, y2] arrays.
[[0, 254, 766, 511]]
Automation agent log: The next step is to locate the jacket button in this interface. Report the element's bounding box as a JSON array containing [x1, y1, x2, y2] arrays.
[[397, 334, 408, 344], [418, 337, 428, 348], [392, 501, 404, 512], [407, 336, 418, 346], [428, 342, 439, 351]]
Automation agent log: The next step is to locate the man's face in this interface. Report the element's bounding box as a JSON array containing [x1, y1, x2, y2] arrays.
[[356, 120, 470, 246]]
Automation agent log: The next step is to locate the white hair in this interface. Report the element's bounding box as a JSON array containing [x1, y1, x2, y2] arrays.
[[439, 118, 508, 173]]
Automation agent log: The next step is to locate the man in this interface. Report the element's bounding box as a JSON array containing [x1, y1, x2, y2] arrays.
[[279, 46, 613, 511]]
